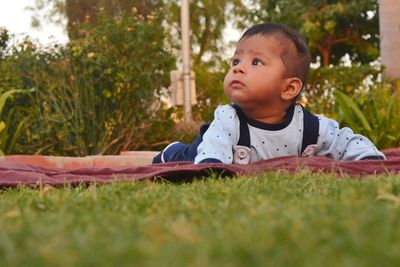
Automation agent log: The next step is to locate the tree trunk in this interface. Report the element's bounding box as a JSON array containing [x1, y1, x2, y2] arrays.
[[379, 0, 400, 80], [320, 47, 331, 67]]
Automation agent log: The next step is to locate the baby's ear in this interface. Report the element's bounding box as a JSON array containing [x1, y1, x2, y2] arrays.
[[281, 77, 302, 101]]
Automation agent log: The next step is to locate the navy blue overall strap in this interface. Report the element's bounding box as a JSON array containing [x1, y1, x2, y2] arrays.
[[301, 106, 319, 154], [232, 104, 319, 154], [231, 104, 251, 148]]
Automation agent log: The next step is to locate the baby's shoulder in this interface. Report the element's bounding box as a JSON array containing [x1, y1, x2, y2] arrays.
[[314, 114, 339, 128], [214, 104, 238, 119]]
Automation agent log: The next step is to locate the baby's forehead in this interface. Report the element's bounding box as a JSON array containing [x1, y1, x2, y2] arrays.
[[245, 32, 294, 46], [235, 33, 291, 54]]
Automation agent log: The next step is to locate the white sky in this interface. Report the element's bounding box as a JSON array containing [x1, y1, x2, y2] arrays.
[[0, 0, 68, 46]]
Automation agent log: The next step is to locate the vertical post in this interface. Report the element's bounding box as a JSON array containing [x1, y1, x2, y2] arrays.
[[181, 0, 192, 122], [379, 0, 400, 80]]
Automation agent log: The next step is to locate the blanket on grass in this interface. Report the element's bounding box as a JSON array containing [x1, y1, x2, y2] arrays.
[[1, 148, 400, 188]]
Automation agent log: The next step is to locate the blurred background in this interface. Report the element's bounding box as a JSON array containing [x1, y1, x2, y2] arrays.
[[0, 0, 68, 45], [0, 0, 399, 156]]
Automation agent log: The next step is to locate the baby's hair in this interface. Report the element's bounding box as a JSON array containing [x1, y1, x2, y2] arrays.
[[240, 23, 311, 89]]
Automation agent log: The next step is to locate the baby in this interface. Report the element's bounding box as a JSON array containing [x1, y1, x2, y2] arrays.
[[153, 23, 385, 164]]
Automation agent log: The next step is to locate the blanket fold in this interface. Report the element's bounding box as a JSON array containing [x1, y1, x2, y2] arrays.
[[1, 148, 400, 188]]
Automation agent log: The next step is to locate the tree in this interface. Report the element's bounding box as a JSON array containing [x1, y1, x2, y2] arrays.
[[28, 0, 165, 39], [0, 28, 10, 58], [27, 0, 66, 29], [65, 0, 165, 39], [244, 0, 380, 66], [28, 0, 247, 66], [378, 0, 400, 81], [165, 0, 245, 66], [13, 9, 176, 155]]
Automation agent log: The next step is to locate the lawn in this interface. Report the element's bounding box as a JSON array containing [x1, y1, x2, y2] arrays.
[[1, 171, 400, 267]]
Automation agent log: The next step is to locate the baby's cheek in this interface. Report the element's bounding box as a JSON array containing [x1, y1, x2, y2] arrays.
[[223, 73, 230, 86], [223, 74, 231, 91]]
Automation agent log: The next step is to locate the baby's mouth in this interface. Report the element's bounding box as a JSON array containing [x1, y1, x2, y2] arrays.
[[230, 80, 245, 87]]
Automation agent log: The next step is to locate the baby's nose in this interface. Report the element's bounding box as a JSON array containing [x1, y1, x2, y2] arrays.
[[233, 64, 245, 74]]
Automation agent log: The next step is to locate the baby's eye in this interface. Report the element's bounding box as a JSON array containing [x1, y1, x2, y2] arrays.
[[231, 58, 240, 66], [252, 58, 263, 65]]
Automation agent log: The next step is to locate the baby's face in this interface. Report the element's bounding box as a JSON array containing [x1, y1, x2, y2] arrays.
[[224, 34, 288, 111]]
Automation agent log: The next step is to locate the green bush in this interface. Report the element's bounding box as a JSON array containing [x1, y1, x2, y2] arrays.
[[2, 17, 399, 155], [334, 82, 400, 149], [304, 65, 381, 116], [0, 29, 35, 155], [302, 64, 399, 149], [11, 9, 177, 155], [191, 63, 230, 123], [0, 88, 33, 155]]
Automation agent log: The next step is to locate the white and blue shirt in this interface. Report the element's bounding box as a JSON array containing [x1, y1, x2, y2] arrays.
[[194, 104, 385, 164]]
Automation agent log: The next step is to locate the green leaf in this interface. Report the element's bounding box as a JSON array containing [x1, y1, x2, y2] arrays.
[[333, 90, 372, 132], [0, 121, 5, 133], [5, 116, 29, 155], [0, 88, 34, 115]]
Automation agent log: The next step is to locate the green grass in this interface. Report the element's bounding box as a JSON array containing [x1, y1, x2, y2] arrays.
[[1, 171, 400, 267]]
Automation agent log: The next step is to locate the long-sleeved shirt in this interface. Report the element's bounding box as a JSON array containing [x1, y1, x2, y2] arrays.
[[194, 104, 385, 164]]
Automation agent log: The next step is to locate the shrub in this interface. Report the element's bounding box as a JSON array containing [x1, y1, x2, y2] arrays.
[[303, 65, 380, 116], [302, 64, 399, 149], [10, 9, 177, 155], [0, 29, 34, 155], [191, 63, 230, 123], [334, 82, 400, 149]]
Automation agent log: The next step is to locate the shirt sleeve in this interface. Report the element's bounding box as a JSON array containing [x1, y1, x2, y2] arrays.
[[315, 116, 386, 160], [194, 105, 239, 164]]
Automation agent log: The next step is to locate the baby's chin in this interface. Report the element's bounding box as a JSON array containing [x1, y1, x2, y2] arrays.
[[225, 94, 247, 106]]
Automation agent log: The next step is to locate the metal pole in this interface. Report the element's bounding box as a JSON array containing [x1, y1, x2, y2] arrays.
[[181, 0, 192, 122], [379, 0, 400, 80]]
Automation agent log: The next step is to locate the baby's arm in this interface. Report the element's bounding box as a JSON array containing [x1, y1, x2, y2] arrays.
[[195, 105, 239, 164], [315, 116, 385, 160]]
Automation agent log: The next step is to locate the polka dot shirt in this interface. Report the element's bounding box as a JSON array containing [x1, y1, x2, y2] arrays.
[[194, 104, 385, 164]]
